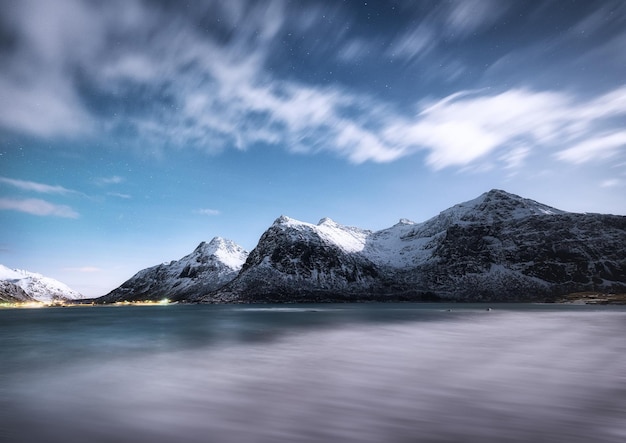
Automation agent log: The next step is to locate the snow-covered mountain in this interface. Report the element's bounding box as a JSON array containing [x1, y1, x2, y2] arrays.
[[98, 237, 249, 303], [0, 264, 84, 303], [100, 189, 625, 304], [207, 216, 386, 302], [204, 189, 626, 303]]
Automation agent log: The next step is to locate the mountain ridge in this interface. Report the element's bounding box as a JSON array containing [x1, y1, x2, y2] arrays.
[[98, 189, 626, 304]]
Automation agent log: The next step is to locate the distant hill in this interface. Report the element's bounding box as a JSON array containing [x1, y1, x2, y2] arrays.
[[0, 264, 83, 303]]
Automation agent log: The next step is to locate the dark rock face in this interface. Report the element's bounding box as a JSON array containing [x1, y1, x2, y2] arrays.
[[0, 280, 34, 303], [399, 213, 626, 301], [97, 237, 248, 303], [210, 217, 388, 303]]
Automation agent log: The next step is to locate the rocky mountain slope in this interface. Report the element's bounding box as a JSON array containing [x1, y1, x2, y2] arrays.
[[98, 237, 249, 303], [0, 264, 84, 303], [0, 280, 35, 303], [101, 189, 626, 303]]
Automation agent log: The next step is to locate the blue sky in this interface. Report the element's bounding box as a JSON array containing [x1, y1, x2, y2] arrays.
[[1, 0, 625, 297]]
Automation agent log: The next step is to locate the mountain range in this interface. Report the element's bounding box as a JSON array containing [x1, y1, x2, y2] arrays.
[[99, 189, 626, 304]]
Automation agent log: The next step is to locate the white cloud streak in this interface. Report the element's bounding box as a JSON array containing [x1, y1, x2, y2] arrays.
[[0, 176, 78, 195], [600, 179, 622, 188], [383, 87, 626, 169], [97, 176, 125, 185], [446, 0, 511, 35], [555, 132, 626, 164], [0, 198, 79, 218], [107, 192, 131, 199]]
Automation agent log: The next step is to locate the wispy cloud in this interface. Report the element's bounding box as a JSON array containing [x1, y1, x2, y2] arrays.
[[0, 198, 79, 218], [1, 0, 624, 173], [446, 0, 511, 35], [97, 176, 125, 185], [555, 132, 626, 164], [194, 208, 221, 216], [107, 192, 131, 199], [601, 179, 622, 188], [383, 86, 626, 169], [0, 176, 78, 195]]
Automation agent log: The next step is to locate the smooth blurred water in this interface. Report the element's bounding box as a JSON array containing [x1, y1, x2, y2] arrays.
[[1, 303, 625, 442]]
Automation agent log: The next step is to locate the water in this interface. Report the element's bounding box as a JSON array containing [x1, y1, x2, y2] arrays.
[[1, 303, 625, 442]]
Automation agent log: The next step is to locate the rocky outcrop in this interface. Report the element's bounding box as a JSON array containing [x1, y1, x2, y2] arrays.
[[0, 280, 35, 303]]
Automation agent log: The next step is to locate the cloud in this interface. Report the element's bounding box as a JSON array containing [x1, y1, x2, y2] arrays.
[[97, 176, 125, 185], [383, 86, 626, 169], [0, 176, 78, 195], [194, 208, 221, 216], [386, 24, 434, 60], [0, 0, 97, 137], [446, 0, 511, 35], [499, 146, 531, 170], [1, 0, 624, 173], [107, 192, 131, 199], [555, 132, 626, 164], [600, 179, 622, 188], [0, 198, 79, 218]]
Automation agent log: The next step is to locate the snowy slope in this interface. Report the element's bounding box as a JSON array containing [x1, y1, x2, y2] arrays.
[[0, 264, 83, 302], [99, 237, 248, 302]]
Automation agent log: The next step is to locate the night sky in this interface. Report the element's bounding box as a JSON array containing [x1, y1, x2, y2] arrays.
[[1, 0, 625, 297]]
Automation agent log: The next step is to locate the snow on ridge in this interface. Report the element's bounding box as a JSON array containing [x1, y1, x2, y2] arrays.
[[268, 215, 434, 267], [316, 221, 370, 254], [273, 215, 370, 254], [207, 237, 249, 270], [178, 237, 249, 271]]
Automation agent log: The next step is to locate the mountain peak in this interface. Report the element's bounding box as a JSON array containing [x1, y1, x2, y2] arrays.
[[274, 215, 295, 225], [207, 236, 228, 248], [441, 189, 566, 224], [318, 217, 337, 226]]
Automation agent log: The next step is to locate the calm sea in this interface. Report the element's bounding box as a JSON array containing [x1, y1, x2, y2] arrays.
[[1, 303, 625, 443]]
